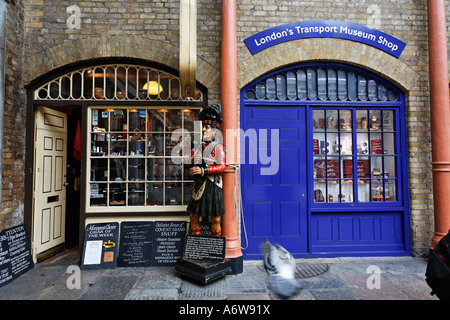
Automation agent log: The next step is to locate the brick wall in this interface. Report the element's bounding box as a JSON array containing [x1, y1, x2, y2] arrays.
[[3, 0, 222, 228], [22, 0, 222, 102], [0, 0, 440, 256], [1, 0, 26, 229]]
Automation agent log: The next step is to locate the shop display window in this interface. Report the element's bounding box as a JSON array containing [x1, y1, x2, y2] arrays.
[[88, 107, 200, 209], [313, 108, 398, 204]]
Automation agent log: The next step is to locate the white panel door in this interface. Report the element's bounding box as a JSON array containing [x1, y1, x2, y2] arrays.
[[33, 107, 67, 258]]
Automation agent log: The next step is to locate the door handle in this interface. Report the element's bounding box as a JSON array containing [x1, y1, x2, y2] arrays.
[[63, 182, 69, 187]]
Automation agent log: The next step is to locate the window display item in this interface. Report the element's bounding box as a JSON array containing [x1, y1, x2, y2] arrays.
[[314, 189, 324, 202], [116, 91, 125, 99], [340, 118, 351, 130], [332, 137, 341, 154], [372, 168, 381, 178], [371, 115, 379, 130], [94, 87, 104, 99], [372, 186, 390, 201], [327, 115, 335, 129], [361, 117, 367, 129]]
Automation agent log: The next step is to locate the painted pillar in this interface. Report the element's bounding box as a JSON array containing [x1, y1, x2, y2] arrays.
[[221, 0, 243, 273], [427, 0, 450, 248]]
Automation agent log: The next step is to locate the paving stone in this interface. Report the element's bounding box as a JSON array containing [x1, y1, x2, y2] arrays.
[[380, 261, 428, 275], [34, 269, 104, 300], [268, 288, 313, 300], [225, 276, 267, 294], [80, 269, 107, 285], [287, 290, 316, 300], [242, 264, 268, 278], [125, 288, 179, 300], [383, 273, 438, 300], [309, 288, 358, 300], [297, 273, 347, 290], [133, 267, 182, 289], [0, 265, 67, 300], [35, 274, 85, 300], [179, 279, 227, 300], [227, 293, 271, 300], [328, 263, 374, 275], [79, 274, 139, 300], [103, 266, 146, 276], [338, 274, 408, 300]]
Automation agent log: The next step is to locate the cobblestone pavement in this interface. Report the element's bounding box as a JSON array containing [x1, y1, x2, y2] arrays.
[[0, 249, 438, 301]]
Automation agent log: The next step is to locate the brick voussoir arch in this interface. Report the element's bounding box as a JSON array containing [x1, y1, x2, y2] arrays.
[[24, 35, 219, 89], [238, 38, 419, 92]]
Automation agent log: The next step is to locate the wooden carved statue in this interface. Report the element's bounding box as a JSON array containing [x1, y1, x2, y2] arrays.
[[187, 104, 225, 236]]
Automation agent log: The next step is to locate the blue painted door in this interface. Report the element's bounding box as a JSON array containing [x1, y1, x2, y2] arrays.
[[241, 106, 308, 259]]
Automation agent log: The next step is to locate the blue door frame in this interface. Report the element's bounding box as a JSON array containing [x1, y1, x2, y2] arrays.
[[240, 62, 411, 259]]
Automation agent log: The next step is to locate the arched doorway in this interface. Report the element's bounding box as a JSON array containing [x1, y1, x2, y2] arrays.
[[25, 59, 207, 262], [240, 62, 410, 259]]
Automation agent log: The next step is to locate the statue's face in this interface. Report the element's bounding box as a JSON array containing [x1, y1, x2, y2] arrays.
[[202, 124, 214, 142]]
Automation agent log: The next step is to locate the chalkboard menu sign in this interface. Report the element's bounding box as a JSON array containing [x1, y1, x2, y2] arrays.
[[183, 234, 226, 262], [151, 221, 187, 266], [0, 225, 34, 288], [82, 221, 187, 269], [81, 222, 119, 270], [117, 222, 153, 267]]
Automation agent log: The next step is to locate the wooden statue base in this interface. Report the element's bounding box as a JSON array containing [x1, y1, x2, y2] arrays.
[[175, 258, 232, 285]]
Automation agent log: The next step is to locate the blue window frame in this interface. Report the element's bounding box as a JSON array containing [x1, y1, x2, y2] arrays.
[[244, 63, 406, 208], [241, 62, 410, 257], [311, 107, 401, 207]]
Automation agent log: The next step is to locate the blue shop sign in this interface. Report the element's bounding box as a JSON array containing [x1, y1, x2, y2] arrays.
[[244, 20, 406, 58]]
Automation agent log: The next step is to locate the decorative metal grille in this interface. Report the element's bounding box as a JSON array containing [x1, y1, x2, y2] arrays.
[[34, 64, 203, 102], [245, 66, 399, 102]]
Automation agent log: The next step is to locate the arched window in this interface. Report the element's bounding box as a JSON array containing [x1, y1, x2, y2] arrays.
[[31, 62, 207, 213], [34, 64, 203, 102], [244, 65, 399, 102]]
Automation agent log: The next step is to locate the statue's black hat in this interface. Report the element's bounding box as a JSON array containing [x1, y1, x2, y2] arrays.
[[199, 104, 223, 127]]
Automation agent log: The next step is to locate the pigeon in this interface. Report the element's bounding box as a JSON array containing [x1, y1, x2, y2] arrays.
[[262, 241, 301, 299]]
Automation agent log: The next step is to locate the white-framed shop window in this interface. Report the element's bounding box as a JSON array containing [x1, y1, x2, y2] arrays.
[[87, 106, 201, 213]]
